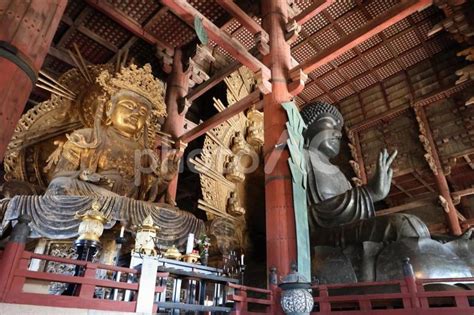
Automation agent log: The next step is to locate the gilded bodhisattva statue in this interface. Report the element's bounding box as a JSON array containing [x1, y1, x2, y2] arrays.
[[48, 64, 178, 203], [1, 64, 204, 248]]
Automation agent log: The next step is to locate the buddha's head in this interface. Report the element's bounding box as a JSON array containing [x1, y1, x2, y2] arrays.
[[300, 101, 343, 158], [106, 90, 151, 139], [97, 63, 166, 142]]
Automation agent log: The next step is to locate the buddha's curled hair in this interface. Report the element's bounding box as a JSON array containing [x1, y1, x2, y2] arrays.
[[300, 100, 344, 128]]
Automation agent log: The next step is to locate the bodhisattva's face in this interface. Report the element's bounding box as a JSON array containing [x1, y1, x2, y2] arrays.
[[109, 95, 149, 138], [306, 116, 342, 158]]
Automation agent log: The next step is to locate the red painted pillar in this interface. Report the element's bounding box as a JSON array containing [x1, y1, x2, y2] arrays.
[[0, 0, 67, 161], [414, 105, 462, 235], [162, 49, 189, 200], [262, 0, 296, 307]]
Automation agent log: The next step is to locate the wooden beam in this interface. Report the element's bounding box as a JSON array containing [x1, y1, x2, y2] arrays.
[[216, 0, 266, 35], [186, 59, 242, 102], [85, 0, 173, 53], [412, 170, 435, 192], [290, 0, 432, 75], [48, 46, 78, 67], [376, 196, 434, 216], [463, 155, 474, 170], [77, 25, 118, 53], [179, 89, 261, 143], [293, 0, 334, 25], [348, 80, 473, 132], [452, 187, 474, 204], [108, 36, 138, 63], [351, 106, 410, 132], [144, 6, 169, 29], [392, 179, 414, 198], [161, 0, 271, 86]]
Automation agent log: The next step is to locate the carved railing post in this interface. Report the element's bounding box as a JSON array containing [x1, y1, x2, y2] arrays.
[[402, 257, 420, 309]]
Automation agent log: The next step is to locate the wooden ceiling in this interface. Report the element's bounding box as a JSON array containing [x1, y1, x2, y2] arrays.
[[26, 0, 474, 233]]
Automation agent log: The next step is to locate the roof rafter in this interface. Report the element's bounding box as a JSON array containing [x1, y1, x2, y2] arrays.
[[292, 0, 335, 25], [290, 0, 432, 76], [85, 0, 173, 53], [216, 0, 266, 36]]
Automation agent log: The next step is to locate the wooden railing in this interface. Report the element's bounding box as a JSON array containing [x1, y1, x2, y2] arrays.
[[0, 241, 168, 313], [311, 276, 474, 315], [227, 283, 273, 315], [2, 240, 474, 315]]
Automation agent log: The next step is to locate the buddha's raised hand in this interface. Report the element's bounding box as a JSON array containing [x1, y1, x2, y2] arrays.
[[367, 149, 397, 202]]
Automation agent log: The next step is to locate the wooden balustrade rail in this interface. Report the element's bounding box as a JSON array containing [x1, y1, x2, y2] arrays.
[[311, 277, 474, 314], [0, 242, 168, 313], [2, 242, 474, 315], [227, 282, 273, 315]]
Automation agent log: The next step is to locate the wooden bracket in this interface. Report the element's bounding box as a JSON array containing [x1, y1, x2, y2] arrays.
[[156, 45, 174, 74], [288, 69, 308, 96], [187, 58, 210, 87], [254, 31, 270, 56], [178, 97, 191, 116], [194, 44, 216, 64], [255, 69, 272, 94], [285, 20, 302, 44], [162, 0, 271, 78]]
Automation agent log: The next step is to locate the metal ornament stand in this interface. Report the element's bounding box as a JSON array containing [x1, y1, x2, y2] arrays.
[[64, 239, 101, 296]]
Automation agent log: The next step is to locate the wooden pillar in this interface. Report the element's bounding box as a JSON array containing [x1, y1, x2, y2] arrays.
[[0, 0, 67, 160], [162, 49, 189, 199], [262, 0, 296, 293], [413, 105, 462, 235], [347, 129, 368, 185]]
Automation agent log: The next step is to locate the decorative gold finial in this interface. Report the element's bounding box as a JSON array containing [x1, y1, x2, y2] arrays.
[[97, 63, 166, 118], [163, 245, 182, 260]]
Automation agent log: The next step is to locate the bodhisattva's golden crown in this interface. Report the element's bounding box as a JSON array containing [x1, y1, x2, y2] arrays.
[[97, 63, 167, 117]]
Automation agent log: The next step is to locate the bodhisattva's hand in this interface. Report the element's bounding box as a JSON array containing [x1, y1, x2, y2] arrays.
[[162, 150, 180, 182], [367, 149, 397, 202]]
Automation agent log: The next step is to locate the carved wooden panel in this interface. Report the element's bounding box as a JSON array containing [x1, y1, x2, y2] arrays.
[[426, 94, 474, 175]]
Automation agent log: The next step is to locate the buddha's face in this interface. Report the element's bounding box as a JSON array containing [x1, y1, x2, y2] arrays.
[[109, 94, 149, 138], [306, 116, 342, 158]]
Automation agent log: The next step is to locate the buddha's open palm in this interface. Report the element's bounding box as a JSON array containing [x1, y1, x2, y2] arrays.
[[367, 149, 397, 202]]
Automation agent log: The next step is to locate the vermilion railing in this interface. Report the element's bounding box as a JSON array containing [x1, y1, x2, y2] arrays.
[[0, 241, 168, 313], [1, 241, 474, 315], [311, 276, 474, 315], [227, 282, 274, 315]]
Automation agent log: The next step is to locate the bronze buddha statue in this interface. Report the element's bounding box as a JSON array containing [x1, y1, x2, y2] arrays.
[[301, 101, 473, 283], [301, 101, 429, 245]]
